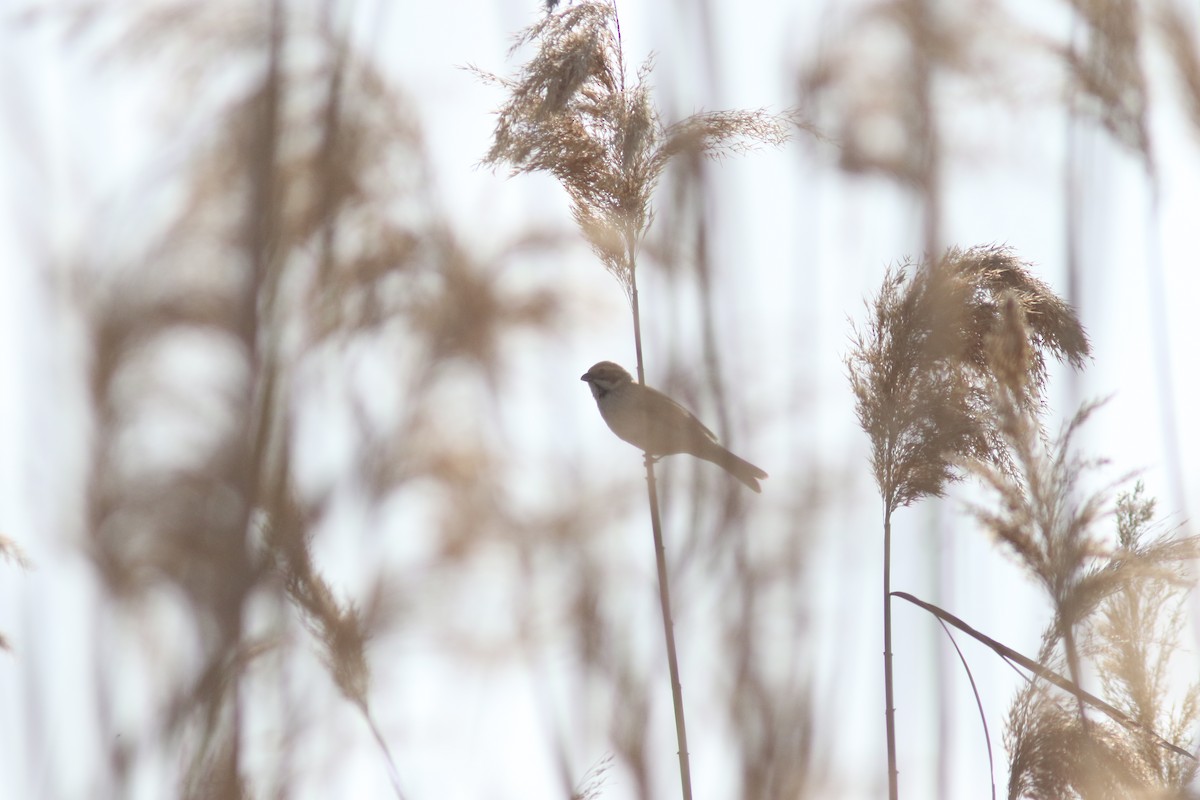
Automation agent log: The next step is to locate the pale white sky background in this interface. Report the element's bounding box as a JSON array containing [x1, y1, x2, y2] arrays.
[[2, 0, 1200, 798]]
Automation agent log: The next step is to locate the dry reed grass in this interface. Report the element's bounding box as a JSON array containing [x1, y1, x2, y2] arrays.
[[1004, 511, 1200, 800], [50, 3, 576, 797], [962, 294, 1200, 799], [848, 243, 1093, 799], [1006, 679, 1157, 800], [475, 0, 787, 295], [10, 0, 1200, 798], [1058, 0, 1152, 164], [849, 241, 1200, 798], [476, 3, 800, 799], [965, 298, 1195, 680], [1091, 485, 1200, 789], [848, 244, 1090, 514], [12, 1, 817, 798]]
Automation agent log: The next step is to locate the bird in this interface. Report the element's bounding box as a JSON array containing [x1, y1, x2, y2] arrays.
[[580, 361, 768, 492]]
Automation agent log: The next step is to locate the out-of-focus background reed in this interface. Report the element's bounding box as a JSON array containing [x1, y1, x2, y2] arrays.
[[2, 1, 1199, 798]]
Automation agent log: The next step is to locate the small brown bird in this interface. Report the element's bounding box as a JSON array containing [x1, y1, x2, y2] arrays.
[[580, 361, 768, 492]]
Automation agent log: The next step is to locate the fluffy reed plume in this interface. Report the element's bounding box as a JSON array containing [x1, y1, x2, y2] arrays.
[[55, 3, 573, 797], [1004, 485, 1200, 800], [849, 265, 994, 511], [848, 244, 1090, 798], [1089, 484, 1200, 790], [475, 0, 787, 293], [965, 298, 1196, 699], [849, 244, 1089, 513], [965, 302, 1199, 798], [967, 397, 1198, 683], [1006, 679, 1155, 800], [1057, 0, 1152, 163]]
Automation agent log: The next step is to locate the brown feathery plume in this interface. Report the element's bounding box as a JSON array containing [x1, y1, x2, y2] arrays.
[[800, 0, 983, 185], [967, 298, 1200, 784], [965, 326, 1190, 665], [1003, 480, 1200, 800], [948, 244, 1091, 386], [964, 394, 1110, 721], [849, 244, 1089, 513], [849, 262, 998, 511], [47, 1, 575, 796], [1006, 678, 1156, 800], [1088, 483, 1200, 791], [475, 0, 787, 297], [848, 243, 1089, 798]]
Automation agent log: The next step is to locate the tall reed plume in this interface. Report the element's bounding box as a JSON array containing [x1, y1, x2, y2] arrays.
[[50, 2, 572, 797], [848, 244, 1091, 798], [478, 2, 787, 797], [999, 481, 1200, 800], [853, 263, 1199, 799], [967, 302, 1200, 799]]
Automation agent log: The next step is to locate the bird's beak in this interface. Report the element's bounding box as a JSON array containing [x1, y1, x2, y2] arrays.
[[580, 373, 589, 381]]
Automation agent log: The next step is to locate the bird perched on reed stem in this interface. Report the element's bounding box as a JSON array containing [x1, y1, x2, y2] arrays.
[[580, 361, 768, 492]]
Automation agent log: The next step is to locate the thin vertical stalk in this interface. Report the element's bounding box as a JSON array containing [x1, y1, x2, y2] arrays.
[[905, 1, 936, 791], [1062, 627, 1091, 733], [1063, 14, 1084, 417], [226, 0, 285, 786], [645, 453, 694, 800], [910, 0, 941, 265], [884, 505, 899, 800], [629, 257, 693, 800], [631, 285, 647, 387], [934, 506, 952, 800]]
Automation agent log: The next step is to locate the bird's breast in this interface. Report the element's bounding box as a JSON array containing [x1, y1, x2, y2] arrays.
[[598, 386, 699, 456]]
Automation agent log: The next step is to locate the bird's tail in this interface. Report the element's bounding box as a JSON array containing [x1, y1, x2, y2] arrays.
[[703, 444, 768, 493]]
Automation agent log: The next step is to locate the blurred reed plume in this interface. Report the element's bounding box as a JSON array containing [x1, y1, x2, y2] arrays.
[[12, 0, 1200, 798], [968, 301, 1200, 798], [1158, 2, 1200, 143], [1058, 0, 1152, 164], [56, 2, 570, 797], [1001, 484, 1200, 800], [1092, 485, 1200, 789], [1005, 678, 1156, 800], [966, 297, 1196, 716]]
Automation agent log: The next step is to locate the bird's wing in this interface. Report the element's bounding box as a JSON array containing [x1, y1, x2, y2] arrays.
[[643, 385, 718, 442]]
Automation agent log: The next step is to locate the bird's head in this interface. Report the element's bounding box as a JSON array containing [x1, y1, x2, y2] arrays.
[[580, 361, 633, 399]]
